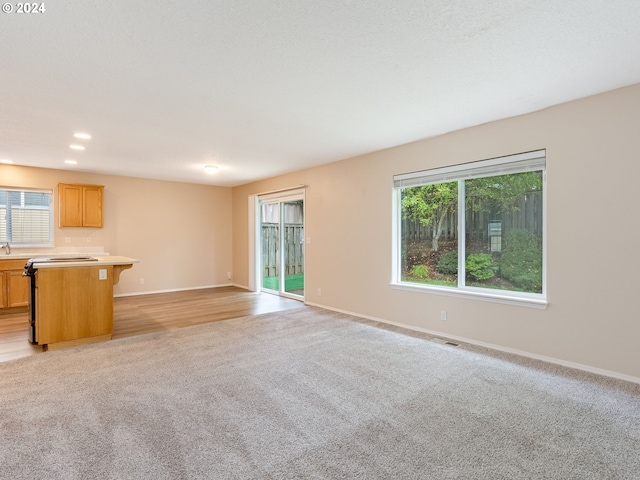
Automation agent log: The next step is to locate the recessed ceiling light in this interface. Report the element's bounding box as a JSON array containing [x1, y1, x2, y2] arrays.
[[70, 145, 85, 150], [64, 159, 78, 165], [204, 165, 220, 174], [0, 159, 14, 164], [73, 133, 92, 140]]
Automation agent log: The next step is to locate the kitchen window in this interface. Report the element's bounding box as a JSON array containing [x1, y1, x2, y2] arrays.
[[392, 150, 546, 307], [0, 188, 53, 246]]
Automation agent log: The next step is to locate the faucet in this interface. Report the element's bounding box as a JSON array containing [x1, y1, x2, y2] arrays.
[[1, 242, 10, 255]]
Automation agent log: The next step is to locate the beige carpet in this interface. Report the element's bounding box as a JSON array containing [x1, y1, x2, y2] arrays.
[[1, 307, 639, 479]]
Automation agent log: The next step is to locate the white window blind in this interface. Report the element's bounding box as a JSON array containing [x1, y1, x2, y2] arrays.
[[0, 188, 53, 245], [394, 150, 546, 188]]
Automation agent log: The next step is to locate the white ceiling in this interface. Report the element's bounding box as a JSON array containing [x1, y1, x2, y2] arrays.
[[2, 0, 640, 187]]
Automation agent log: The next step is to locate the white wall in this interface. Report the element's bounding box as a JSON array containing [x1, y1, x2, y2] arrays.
[[232, 83, 640, 381]]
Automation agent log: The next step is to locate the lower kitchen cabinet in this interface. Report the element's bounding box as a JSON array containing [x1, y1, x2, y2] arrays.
[[35, 265, 114, 346], [0, 271, 4, 308], [0, 259, 30, 312]]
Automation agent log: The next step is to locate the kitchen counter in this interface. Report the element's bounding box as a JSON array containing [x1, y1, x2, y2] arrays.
[[28, 256, 139, 286], [31, 256, 139, 268], [2, 247, 109, 260], [2, 253, 107, 259], [26, 256, 139, 350]]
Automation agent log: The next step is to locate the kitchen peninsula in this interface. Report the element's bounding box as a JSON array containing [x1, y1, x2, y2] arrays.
[[25, 256, 138, 350]]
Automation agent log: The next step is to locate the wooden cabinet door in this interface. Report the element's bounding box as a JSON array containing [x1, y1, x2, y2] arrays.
[[82, 185, 103, 228], [1, 260, 29, 311], [0, 272, 6, 309], [59, 183, 83, 227], [7, 270, 29, 308], [58, 183, 104, 227]]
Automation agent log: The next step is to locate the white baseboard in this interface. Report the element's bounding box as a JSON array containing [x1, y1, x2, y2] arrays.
[[304, 301, 640, 386]]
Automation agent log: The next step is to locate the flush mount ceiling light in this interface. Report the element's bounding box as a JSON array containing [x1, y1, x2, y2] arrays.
[[70, 145, 85, 151], [73, 133, 92, 140], [204, 165, 220, 174], [64, 159, 78, 165]]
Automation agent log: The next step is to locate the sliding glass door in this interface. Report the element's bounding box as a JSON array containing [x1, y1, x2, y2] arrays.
[[259, 193, 304, 299]]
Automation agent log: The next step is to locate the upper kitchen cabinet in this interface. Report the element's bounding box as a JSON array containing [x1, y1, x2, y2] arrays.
[[58, 183, 104, 228]]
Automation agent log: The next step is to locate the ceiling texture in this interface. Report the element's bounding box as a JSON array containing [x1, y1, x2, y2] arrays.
[[2, 0, 640, 187]]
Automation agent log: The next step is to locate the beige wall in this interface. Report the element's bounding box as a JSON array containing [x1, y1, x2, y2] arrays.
[[3, 84, 638, 380], [232, 83, 640, 381], [0, 166, 233, 295]]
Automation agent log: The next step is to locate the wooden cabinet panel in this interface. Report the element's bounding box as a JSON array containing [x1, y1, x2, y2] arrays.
[[0, 271, 6, 309], [59, 183, 83, 227], [0, 259, 30, 312], [59, 183, 104, 228], [82, 185, 103, 228], [36, 266, 114, 344], [7, 270, 29, 308]]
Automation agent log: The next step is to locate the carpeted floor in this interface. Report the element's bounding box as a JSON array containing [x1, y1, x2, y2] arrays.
[[1, 307, 639, 479]]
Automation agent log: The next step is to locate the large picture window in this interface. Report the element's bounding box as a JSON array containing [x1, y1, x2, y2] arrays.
[[393, 150, 545, 305], [0, 188, 53, 246]]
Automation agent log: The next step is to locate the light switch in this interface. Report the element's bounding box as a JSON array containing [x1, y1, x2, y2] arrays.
[[99, 269, 107, 280]]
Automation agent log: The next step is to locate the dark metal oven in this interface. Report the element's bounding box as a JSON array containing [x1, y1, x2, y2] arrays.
[[23, 259, 39, 344]]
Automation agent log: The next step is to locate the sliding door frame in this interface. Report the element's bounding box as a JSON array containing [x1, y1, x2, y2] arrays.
[[248, 187, 306, 300]]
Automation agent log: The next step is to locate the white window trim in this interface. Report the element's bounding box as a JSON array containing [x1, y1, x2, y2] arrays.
[[391, 150, 547, 308], [389, 281, 548, 308], [394, 150, 546, 187]]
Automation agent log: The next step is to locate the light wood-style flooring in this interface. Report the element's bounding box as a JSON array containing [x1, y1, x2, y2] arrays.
[[0, 286, 305, 364]]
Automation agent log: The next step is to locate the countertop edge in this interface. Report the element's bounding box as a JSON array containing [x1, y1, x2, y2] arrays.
[[30, 256, 139, 268]]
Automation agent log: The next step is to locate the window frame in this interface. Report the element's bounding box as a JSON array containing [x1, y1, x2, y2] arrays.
[[0, 187, 54, 247], [391, 150, 547, 309]]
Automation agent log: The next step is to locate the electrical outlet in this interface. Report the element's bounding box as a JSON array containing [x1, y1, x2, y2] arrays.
[[227, 272, 231, 280], [65, 237, 71, 244], [139, 278, 145, 285], [317, 288, 322, 296], [86, 237, 91, 243], [99, 269, 107, 280], [440, 310, 447, 321]]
